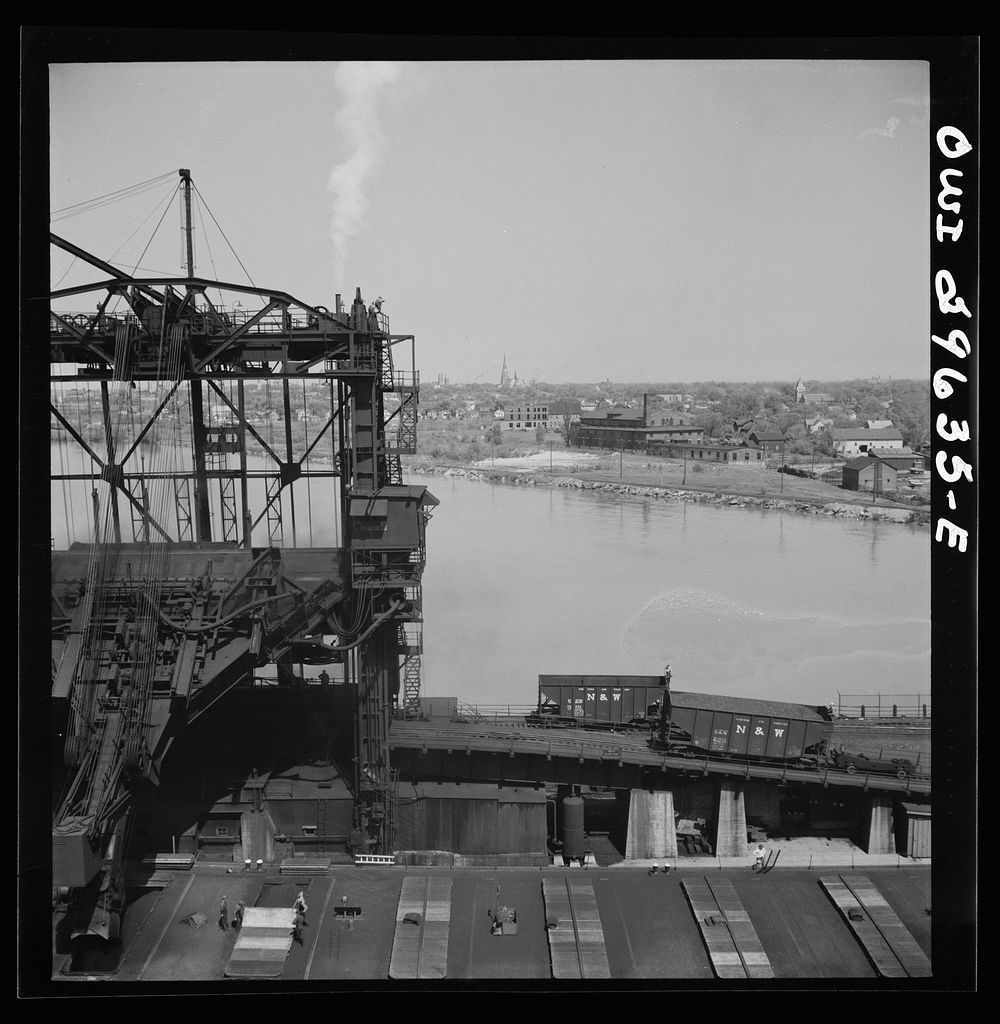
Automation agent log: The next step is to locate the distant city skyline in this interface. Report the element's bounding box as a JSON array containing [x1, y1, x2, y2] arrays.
[[427, 367, 920, 388]]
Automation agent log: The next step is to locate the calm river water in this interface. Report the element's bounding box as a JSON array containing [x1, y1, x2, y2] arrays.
[[406, 472, 930, 710], [49, 441, 930, 710]]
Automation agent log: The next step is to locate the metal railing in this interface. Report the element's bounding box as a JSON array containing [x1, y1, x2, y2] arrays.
[[451, 703, 538, 723], [834, 694, 931, 720]]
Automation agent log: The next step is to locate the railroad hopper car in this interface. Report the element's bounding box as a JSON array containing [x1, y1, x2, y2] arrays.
[[659, 690, 833, 766], [531, 676, 666, 730]]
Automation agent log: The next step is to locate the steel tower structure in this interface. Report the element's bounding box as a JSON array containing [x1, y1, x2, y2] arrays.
[[49, 170, 434, 939]]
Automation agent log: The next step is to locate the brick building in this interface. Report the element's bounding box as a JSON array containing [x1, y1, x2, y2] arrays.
[[575, 396, 704, 451]]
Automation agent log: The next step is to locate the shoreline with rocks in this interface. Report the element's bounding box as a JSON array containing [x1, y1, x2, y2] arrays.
[[404, 462, 930, 526]]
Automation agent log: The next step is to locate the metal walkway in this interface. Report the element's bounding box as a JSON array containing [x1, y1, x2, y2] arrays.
[[682, 877, 774, 979], [541, 876, 611, 979], [388, 876, 452, 980], [821, 874, 932, 978]]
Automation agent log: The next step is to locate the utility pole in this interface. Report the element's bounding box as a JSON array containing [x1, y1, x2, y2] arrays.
[[619, 442, 623, 480], [780, 444, 785, 493], [682, 448, 687, 485], [548, 440, 552, 470]]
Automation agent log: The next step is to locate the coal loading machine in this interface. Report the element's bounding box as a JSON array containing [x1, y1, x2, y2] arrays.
[[48, 170, 436, 940]]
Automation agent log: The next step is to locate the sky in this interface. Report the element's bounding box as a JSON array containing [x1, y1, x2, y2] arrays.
[[48, 57, 931, 385]]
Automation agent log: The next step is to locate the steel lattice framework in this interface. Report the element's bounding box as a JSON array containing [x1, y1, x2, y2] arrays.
[[49, 178, 434, 938]]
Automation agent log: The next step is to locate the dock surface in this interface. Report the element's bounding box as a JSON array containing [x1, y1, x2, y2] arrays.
[[48, 860, 931, 987], [821, 874, 933, 978], [389, 875, 453, 980], [683, 876, 774, 979], [542, 876, 611, 979]]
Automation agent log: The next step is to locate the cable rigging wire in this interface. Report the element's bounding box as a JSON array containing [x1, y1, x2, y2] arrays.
[[53, 255, 79, 291], [193, 192, 226, 311], [50, 172, 178, 222], [107, 180, 184, 317], [104, 183, 181, 271], [302, 379, 314, 547], [192, 183, 257, 289]]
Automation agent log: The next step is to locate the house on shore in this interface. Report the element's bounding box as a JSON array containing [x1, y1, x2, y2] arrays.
[[546, 400, 582, 431], [647, 440, 766, 464], [831, 426, 904, 457], [748, 428, 786, 453], [841, 456, 898, 492]]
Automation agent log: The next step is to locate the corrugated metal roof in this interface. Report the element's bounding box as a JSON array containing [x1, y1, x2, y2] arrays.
[[669, 690, 826, 720]]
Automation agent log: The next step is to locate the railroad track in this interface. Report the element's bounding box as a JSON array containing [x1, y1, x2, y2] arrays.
[[388, 722, 931, 795]]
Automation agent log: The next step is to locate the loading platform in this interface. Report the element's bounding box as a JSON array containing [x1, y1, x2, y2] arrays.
[[820, 875, 932, 978], [682, 877, 774, 979], [224, 907, 297, 979], [388, 876, 453, 980], [541, 877, 611, 979]]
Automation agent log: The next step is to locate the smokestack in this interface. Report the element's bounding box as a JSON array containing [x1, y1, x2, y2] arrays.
[[643, 393, 649, 426]]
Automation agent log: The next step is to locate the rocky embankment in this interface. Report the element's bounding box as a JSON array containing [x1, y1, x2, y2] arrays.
[[407, 463, 929, 526]]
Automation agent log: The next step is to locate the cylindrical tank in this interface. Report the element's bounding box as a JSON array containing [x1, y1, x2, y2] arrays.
[[562, 796, 585, 859]]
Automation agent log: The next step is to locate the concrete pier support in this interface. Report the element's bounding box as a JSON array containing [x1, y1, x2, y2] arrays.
[[712, 781, 748, 857], [625, 789, 677, 859], [861, 794, 895, 854]]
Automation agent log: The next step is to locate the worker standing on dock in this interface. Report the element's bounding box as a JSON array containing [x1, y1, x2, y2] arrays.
[[752, 844, 767, 872], [220, 895, 229, 930], [294, 891, 308, 926]]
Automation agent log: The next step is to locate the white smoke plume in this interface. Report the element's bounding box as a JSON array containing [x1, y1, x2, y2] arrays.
[[859, 116, 900, 140], [328, 62, 402, 287]]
